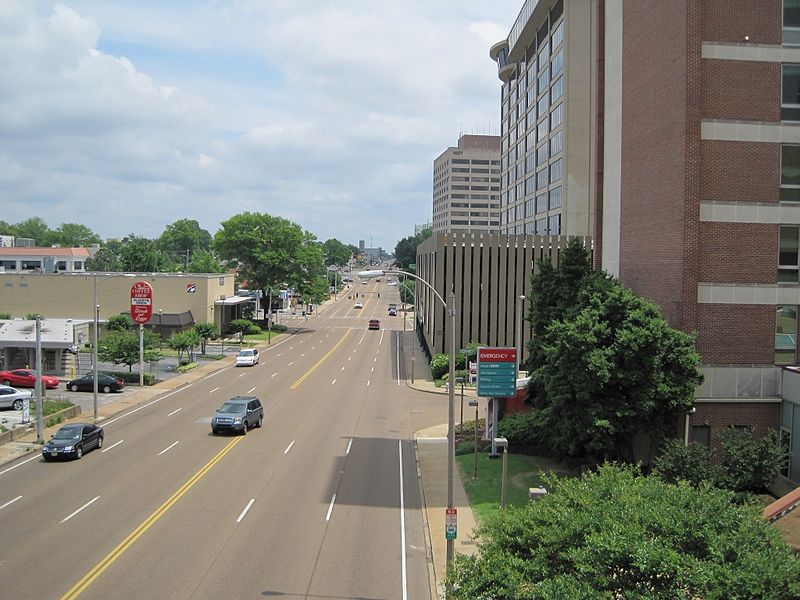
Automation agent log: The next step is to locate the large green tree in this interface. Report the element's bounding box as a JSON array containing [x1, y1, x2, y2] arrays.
[[119, 235, 176, 272], [393, 228, 431, 270], [213, 212, 324, 307], [446, 465, 800, 599], [97, 329, 162, 371], [186, 249, 223, 274], [13, 217, 54, 245], [85, 244, 124, 271], [529, 280, 703, 461], [322, 238, 352, 267], [52, 223, 102, 247], [158, 219, 213, 268]]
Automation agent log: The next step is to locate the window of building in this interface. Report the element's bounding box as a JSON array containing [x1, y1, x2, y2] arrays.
[[20, 260, 41, 271], [528, 84, 537, 108], [536, 193, 548, 214], [550, 103, 564, 129], [537, 143, 548, 166], [525, 198, 535, 217], [780, 427, 792, 477], [537, 168, 548, 190], [55, 261, 67, 271], [537, 93, 549, 118], [0, 260, 16, 270], [525, 176, 536, 196], [551, 49, 564, 78], [538, 69, 550, 94], [538, 44, 549, 69], [784, 0, 800, 45], [516, 182, 525, 200], [782, 145, 800, 201], [776, 306, 797, 363], [516, 162, 525, 180], [550, 186, 562, 210], [452, 159, 470, 164], [692, 425, 711, 447], [779, 225, 800, 281], [551, 75, 563, 103], [551, 18, 564, 50], [548, 214, 561, 235], [550, 130, 563, 156], [525, 221, 535, 234], [536, 217, 547, 235], [782, 64, 800, 120], [537, 118, 549, 142], [526, 154, 535, 173], [550, 158, 563, 183]]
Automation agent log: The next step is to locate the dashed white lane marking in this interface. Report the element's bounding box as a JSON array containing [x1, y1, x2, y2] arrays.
[[284, 440, 295, 454], [326, 494, 336, 521], [346, 439, 353, 455], [271, 373, 277, 378], [61, 496, 100, 523], [248, 387, 256, 393], [0, 496, 22, 511], [158, 441, 180, 456], [236, 499, 255, 523], [101, 440, 124, 453], [209, 387, 220, 394], [332, 379, 336, 385], [168, 408, 182, 416]]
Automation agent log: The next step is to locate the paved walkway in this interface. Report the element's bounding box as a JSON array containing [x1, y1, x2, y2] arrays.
[[0, 307, 479, 598]]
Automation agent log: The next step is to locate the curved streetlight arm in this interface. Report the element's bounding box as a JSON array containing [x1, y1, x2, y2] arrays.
[[382, 270, 447, 310]]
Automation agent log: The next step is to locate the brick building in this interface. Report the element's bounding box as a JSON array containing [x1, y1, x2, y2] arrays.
[[487, 0, 800, 483]]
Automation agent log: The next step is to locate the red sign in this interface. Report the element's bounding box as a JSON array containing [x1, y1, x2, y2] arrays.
[[477, 347, 516, 362], [130, 281, 154, 324]]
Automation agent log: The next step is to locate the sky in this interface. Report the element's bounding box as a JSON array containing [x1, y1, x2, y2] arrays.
[[0, 0, 521, 252]]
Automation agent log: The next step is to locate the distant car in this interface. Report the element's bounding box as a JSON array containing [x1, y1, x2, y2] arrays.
[[354, 302, 363, 309], [388, 307, 397, 316], [66, 374, 125, 393], [211, 396, 263, 435], [387, 280, 398, 286], [42, 423, 104, 460], [235, 348, 259, 367], [368, 319, 381, 330], [0, 369, 59, 389], [0, 385, 32, 411], [361, 280, 368, 285]]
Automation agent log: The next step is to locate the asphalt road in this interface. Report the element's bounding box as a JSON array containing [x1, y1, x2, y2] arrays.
[[0, 279, 445, 600]]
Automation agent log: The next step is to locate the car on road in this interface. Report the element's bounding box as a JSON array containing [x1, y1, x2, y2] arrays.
[[388, 307, 397, 316], [354, 302, 363, 309], [42, 423, 104, 460], [0, 369, 59, 389], [211, 396, 263, 435], [66, 374, 125, 393], [0, 385, 33, 410], [387, 280, 398, 286], [235, 348, 259, 367], [368, 319, 380, 330]]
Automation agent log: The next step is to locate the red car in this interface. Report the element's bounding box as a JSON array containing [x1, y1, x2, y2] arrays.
[[0, 369, 59, 389], [368, 319, 381, 330]]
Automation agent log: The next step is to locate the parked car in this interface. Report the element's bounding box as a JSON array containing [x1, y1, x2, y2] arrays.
[[368, 319, 381, 330], [0, 369, 59, 389], [354, 302, 363, 309], [0, 385, 32, 410], [235, 348, 259, 367], [42, 423, 104, 460], [66, 374, 125, 393], [211, 396, 263, 435]]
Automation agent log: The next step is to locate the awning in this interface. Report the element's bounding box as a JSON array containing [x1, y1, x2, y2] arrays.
[[215, 296, 254, 306]]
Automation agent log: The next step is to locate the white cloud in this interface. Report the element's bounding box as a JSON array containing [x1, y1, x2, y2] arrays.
[[0, 0, 520, 249]]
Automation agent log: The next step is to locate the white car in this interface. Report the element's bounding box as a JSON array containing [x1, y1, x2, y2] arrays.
[[0, 385, 33, 410], [235, 348, 259, 367], [387, 280, 398, 286], [354, 302, 363, 309]]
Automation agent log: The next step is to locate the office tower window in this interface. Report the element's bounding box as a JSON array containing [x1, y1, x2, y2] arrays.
[[525, 198, 535, 217], [538, 44, 549, 68], [551, 18, 564, 49], [551, 76, 563, 103], [782, 145, 800, 201], [549, 186, 562, 210], [550, 158, 563, 183], [782, 64, 800, 120], [550, 130, 563, 156], [536, 217, 548, 234], [551, 49, 564, 77], [537, 142, 549, 166], [525, 221, 535, 234], [537, 167, 549, 190], [538, 68, 550, 93], [537, 117, 549, 142], [536, 193, 548, 214], [526, 175, 536, 196], [776, 305, 798, 364], [526, 154, 536, 173], [548, 214, 561, 235], [785, 0, 800, 45], [551, 103, 564, 129], [538, 93, 550, 117], [780, 226, 800, 282]]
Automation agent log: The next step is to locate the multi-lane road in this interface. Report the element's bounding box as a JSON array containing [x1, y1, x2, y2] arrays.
[[0, 279, 445, 599]]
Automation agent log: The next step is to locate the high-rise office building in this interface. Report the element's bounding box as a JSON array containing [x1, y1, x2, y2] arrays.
[[490, 0, 800, 482], [432, 135, 501, 233]]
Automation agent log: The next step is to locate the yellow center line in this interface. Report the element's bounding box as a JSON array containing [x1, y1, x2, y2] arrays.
[[60, 437, 244, 600], [290, 330, 351, 390]]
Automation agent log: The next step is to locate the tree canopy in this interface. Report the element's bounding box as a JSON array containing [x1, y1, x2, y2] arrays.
[[526, 238, 703, 461], [213, 212, 324, 299], [158, 219, 213, 268], [393, 228, 431, 270], [446, 464, 800, 599], [322, 238, 354, 267], [0, 217, 101, 247], [186, 248, 223, 274], [97, 329, 161, 371]]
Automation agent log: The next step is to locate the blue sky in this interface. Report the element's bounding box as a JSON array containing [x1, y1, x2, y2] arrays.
[[1, 1, 521, 251]]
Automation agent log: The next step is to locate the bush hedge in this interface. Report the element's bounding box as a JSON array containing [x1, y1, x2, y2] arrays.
[[106, 371, 157, 386]]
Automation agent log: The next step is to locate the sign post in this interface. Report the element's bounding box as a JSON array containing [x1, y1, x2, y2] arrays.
[[445, 507, 457, 540], [131, 281, 153, 388]]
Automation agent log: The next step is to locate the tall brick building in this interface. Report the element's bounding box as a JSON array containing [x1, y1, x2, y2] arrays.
[[490, 0, 800, 483]]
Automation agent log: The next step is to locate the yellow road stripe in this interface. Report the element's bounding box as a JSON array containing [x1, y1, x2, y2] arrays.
[[290, 330, 351, 390], [60, 437, 243, 600]]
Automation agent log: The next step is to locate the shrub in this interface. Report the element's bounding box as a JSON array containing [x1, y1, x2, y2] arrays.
[[497, 411, 543, 455], [430, 353, 449, 380], [176, 362, 198, 373], [652, 439, 715, 487], [106, 371, 156, 386], [269, 323, 288, 333], [716, 428, 787, 493]]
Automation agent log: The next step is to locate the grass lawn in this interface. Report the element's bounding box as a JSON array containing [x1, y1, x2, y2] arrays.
[[456, 449, 577, 524]]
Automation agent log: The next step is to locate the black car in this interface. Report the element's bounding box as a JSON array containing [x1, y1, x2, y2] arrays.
[[42, 423, 104, 460], [66, 374, 125, 393]]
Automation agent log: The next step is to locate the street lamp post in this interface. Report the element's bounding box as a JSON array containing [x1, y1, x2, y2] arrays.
[[494, 437, 509, 507], [92, 273, 134, 422], [384, 269, 457, 568], [516, 295, 526, 377]]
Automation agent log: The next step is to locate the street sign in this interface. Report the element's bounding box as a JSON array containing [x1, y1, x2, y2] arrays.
[[477, 347, 517, 398], [130, 281, 154, 324], [445, 507, 457, 540]]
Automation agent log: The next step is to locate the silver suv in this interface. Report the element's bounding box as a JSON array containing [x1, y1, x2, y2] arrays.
[[211, 396, 263, 435]]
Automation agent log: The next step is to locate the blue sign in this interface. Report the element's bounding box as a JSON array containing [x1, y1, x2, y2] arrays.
[[477, 347, 517, 398]]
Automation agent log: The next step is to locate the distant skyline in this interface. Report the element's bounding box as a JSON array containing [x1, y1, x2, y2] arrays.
[[0, 1, 521, 251]]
